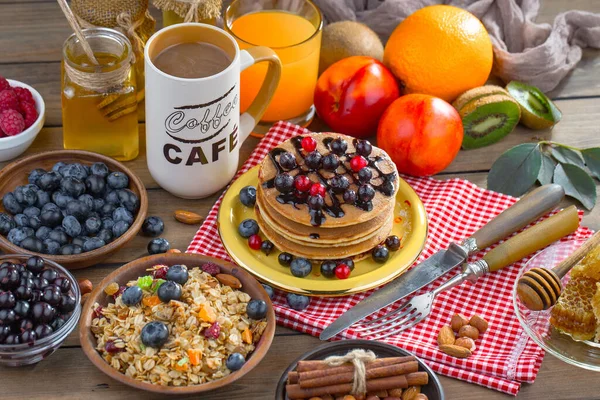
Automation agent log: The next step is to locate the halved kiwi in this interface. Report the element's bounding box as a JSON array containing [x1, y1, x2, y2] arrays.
[[452, 85, 510, 112], [506, 81, 562, 130], [460, 94, 521, 150]]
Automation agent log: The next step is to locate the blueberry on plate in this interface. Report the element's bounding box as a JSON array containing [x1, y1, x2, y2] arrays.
[[112, 207, 133, 225], [239, 186, 257, 207], [358, 167, 372, 183], [40, 209, 63, 228], [330, 138, 348, 155], [141, 321, 169, 348], [28, 169, 46, 186], [290, 258, 312, 278], [100, 203, 116, 218], [62, 215, 82, 238], [23, 207, 41, 218], [157, 280, 181, 302], [48, 229, 68, 246], [356, 140, 372, 157], [52, 192, 73, 209], [117, 189, 139, 213], [0, 213, 15, 235], [372, 245, 389, 263], [141, 216, 164, 237], [60, 163, 88, 180], [121, 286, 143, 306], [85, 174, 106, 196], [60, 177, 86, 198], [17, 185, 38, 206], [320, 261, 337, 278], [385, 235, 401, 251], [78, 194, 94, 210], [107, 172, 129, 190], [260, 240, 274, 255], [83, 237, 105, 252], [278, 252, 293, 267], [286, 293, 310, 311], [35, 190, 51, 208], [112, 220, 130, 238], [84, 217, 102, 235], [358, 184, 376, 202], [322, 154, 339, 171], [329, 175, 349, 194], [261, 284, 274, 299], [246, 299, 267, 319], [3, 193, 23, 214], [226, 353, 245, 371], [278, 151, 297, 170], [304, 151, 322, 170], [338, 258, 355, 271], [166, 265, 189, 285], [273, 173, 294, 193], [65, 200, 90, 221], [38, 171, 61, 192], [93, 198, 105, 212], [238, 219, 259, 238], [90, 162, 109, 177], [104, 190, 120, 205], [148, 238, 170, 254]]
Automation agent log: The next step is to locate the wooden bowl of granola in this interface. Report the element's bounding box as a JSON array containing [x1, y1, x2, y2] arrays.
[[79, 253, 276, 394]]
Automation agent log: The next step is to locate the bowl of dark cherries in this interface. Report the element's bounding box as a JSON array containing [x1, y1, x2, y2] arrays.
[[0, 254, 80, 366]]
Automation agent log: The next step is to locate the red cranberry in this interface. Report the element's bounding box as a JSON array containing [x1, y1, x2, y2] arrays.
[[153, 266, 168, 279], [294, 175, 312, 192], [309, 183, 326, 197], [350, 156, 368, 172], [112, 285, 127, 300], [201, 262, 220, 276], [248, 234, 262, 250], [335, 264, 351, 279], [92, 306, 104, 319], [204, 321, 221, 339], [301, 137, 317, 152], [105, 340, 124, 353]]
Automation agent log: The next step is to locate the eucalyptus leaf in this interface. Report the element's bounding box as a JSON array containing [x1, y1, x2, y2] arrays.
[[488, 143, 542, 197], [553, 163, 597, 210], [581, 148, 600, 180], [538, 153, 556, 185], [551, 146, 585, 168]]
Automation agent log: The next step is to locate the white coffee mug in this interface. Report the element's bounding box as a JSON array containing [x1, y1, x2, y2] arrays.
[[145, 23, 281, 198]]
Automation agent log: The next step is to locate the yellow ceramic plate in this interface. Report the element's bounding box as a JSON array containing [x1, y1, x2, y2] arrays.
[[218, 166, 428, 296]]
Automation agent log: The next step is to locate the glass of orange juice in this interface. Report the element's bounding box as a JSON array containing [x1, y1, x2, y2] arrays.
[[225, 0, 322, 134]]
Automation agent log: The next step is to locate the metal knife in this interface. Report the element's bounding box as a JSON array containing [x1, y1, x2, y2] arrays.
[[319, 184, 565, 340]]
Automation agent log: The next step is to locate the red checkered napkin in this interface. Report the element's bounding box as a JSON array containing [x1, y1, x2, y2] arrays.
[[187, 121, 594, 396]]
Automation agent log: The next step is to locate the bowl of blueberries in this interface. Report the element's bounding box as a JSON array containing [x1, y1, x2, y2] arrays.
[[0, 150, 148, 269], [0, 254, 80, 366]]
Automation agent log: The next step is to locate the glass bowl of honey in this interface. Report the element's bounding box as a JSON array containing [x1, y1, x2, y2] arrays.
[[513, 239, 600, 371]]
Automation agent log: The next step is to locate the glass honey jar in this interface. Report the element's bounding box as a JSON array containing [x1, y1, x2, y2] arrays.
[[61, 28, 139, 161]]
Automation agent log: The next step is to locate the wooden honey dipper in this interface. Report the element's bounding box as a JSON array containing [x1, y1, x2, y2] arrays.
[[517, 229, 600, 311]]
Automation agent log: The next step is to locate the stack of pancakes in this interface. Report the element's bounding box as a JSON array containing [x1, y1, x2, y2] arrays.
[[256, 132, 399, 261]]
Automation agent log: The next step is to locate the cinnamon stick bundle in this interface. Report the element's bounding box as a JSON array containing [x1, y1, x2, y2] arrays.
[[300, 361, 419, 388], [296, 356, 413, 372], [286, 372, 428, 399]]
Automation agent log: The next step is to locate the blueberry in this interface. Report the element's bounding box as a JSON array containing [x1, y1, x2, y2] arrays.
[[329, 175, 349, 194], [260, 240, 274, 255], [278, 252, 293, 266], [85, 174, 106, 196], [290, 258, 312, 277], [238, 219, 259, 238], [141, 321, 169, 348], [239, 186, 257, 207], [60, 177, 86, 198], [60, 163, 88, 180], [308, 195, 324, 210], [117, 189, 139, 213], [166, 265, 189, 285], [385, 235, 400, 251], [65, 200, 90, 221], [380, 180, 395, 196], [90, 162, 109, 177], [3, 192, 23, 214], [51, 162, 67, 174], [40, 209, 63, 228], [26, 256, 44, 274], [83, 237, 105, 252], [338, 258, 355, 271], [28, 169, 46, 186], [78, 194, 94, 210], [226, 353, 245, 371], [38, 172, 61, 192], [343, 189, 357, 204], [246, 299, 268, 319], [113, 207, 133, 225], [107, 172, 129, 189], [320, 261, 337, 278], [261, 284, 274, 299], [105, 190, 120, 205], [112, 220, 130, 238], [358, 184, 376, 202], [23, 207, 41, 218], [62, 215, 82, 238], [141, 216, 164, 237], [278, 151, 297, 170], [304, 151, 322, 170], [0, 213, 15, 235], [20, 237, 44, 252], [121, 286, 143, 306], [17, 185, 38, 206], [29, 216, 41, 230], [8, 227, 32, 245], [356, 140, 372, 156], [322, 154, 339, 171], [48, 229, 68, 246], [148, 238, 170, 254], [82, 217, 101, 235], [274, 173, 294, 193], [358, 167, 372, 182], [41, 202, 59, 213], [59, 294, 77, 313], [93, 198, 105, 212], [97, 229, 113, 244], [52, 192, 73, 209], [100, 203, 116, 218], [330, 138, 348, 155], [59, 244, 75, 255], [372, 245, 389, 263], [286, 293, 310, 311], [157, 280, 182, 302]]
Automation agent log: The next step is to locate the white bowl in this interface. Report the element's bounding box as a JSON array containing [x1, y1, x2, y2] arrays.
[[0, 80, 45, 162]]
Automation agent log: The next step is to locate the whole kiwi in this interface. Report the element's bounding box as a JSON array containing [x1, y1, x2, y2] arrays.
[[319, 21, 384, 74]]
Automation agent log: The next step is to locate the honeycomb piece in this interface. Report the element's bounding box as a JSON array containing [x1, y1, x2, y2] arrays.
[[550, 276, 597, 341], [592, 283, 600, 342], [571, 245, 600, 281]]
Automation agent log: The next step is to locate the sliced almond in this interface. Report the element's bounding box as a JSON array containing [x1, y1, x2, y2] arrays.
[[439, 344, 472, 358], [174, 210, 204, 225], [437, 325, 455, 346]]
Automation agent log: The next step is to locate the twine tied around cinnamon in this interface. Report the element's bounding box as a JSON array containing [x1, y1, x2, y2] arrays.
[[153, 0, 222, 23], [323, 349, 377, 396]]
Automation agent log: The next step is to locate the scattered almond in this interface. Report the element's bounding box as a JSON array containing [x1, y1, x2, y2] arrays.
[[437, 325, 455, 346], [458, 325, 479, 340], [469, 314, 489, 333], [455, 337, 476, 351], [174, 210, 203, 225], [216, 273, 242, 289], [450, 313, 469, 331], [402, 386, 420, 400], [78, 279, 93, 295], [439, 344, 472, 358]]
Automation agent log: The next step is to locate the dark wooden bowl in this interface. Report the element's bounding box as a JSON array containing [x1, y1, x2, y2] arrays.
[[79, 253, 276, 395], [0, 150, 148, 269]]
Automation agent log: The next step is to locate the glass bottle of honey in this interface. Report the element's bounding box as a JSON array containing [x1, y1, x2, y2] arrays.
[[61, 28, 139, 161]]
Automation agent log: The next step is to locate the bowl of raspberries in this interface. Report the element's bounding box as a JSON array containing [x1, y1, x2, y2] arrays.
[[0, 77, 44, 162]]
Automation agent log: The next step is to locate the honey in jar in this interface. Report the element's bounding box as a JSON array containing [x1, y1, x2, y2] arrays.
[[61, 28, 139, 161]]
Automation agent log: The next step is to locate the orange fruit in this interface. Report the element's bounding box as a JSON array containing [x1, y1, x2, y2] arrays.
[[383, 5, 493, 102]]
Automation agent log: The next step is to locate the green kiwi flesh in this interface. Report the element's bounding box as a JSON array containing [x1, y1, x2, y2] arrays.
[[506, 81, 562, 130], [460, 95, 521, 150]]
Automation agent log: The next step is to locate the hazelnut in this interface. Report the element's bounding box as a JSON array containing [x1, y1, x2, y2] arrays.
[[450, 313, 469, 331], [458, 325, 480, 340], [78, 279, 93, 295], [469, 314, 489, 333], [455, 337, 476, 351]]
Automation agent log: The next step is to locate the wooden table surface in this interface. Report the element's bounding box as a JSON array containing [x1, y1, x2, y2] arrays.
[[1, 1, 599, 398]]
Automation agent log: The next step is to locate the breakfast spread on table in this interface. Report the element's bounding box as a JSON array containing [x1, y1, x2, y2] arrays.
[[1, 0, 599, 398]]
